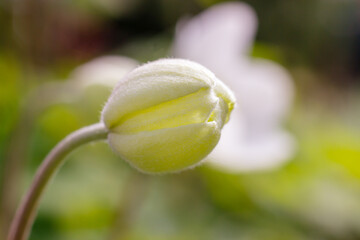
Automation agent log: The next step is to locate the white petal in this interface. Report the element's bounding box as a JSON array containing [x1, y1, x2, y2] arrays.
[[208, 119, 296, 172], [232, 59, 294, 132], [173, 2, 257, 66]]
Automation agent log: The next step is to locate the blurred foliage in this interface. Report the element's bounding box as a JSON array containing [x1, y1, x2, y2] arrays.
[[251, 43, 286, 65], [1, 0, 360, 240], [0, 54, 21, 176]]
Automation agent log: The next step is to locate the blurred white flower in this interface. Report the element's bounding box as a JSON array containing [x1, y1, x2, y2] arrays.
[[52, 55, 139, 103], [28, 55, 139, 111], [173, 2, 257, 67], [173, 2, 296, 172], [70, 55, 139, 89]]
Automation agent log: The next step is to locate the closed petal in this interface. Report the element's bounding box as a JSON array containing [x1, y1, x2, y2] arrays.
[[214, 80, 236, 123], [102, 59, 217, 129], [112, 88, 218, 134], [108, 122, 221, 173], [207, 98, 228, 129]]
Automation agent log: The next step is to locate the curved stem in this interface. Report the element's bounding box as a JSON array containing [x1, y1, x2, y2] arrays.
[[7, 123, 108, 240]]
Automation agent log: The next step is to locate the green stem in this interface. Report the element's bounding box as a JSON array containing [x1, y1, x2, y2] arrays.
[[7, 123, 108, 240]]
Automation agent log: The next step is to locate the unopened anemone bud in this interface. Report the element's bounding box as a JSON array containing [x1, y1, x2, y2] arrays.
[[101, 58, 235, 173]]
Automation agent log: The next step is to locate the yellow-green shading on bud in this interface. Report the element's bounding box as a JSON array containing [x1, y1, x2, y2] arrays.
[[101, 58, 235, 173]]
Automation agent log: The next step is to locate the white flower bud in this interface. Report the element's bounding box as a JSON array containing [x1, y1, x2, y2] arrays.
[[101, 58, 235, 173]]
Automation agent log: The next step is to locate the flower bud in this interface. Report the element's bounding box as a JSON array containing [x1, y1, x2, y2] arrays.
[[101, 58, 235, 173]]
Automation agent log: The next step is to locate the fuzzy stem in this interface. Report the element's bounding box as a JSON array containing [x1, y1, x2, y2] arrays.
[[7, 123, 108, 240]]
